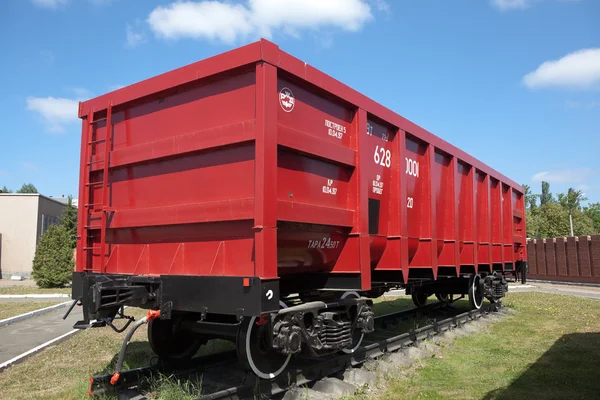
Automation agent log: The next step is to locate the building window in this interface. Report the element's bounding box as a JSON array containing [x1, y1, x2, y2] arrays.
[[41, 214, 60, 235]]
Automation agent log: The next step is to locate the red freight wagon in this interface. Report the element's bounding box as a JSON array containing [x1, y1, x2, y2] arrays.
[[72, 39, 526, 380]]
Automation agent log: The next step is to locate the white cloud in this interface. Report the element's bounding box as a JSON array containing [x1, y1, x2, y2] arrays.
[[532, 168, 595, 184], [21, 162, 39, 172], [566, 100, 581, 108], [576, 184, 600, 192], [587, 101, 600, 109], [70, 87, 92, 99], [26, 96, 79, 133], [370, 0, 390, 13], [523, 48, 600, 90], [148, 2, 255, 43], [32, 0, 113, 7], [147, 0, 375, 44], [566, 100, 600, 109], [491, 0, 529, 11], [126, 24, 145, 47], [491, 0, 584, 11], [31, 0, 67, 8], [107, 84, 125, 91]]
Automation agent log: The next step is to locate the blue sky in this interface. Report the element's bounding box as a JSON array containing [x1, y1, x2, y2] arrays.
[[0, 0, 598, 203]]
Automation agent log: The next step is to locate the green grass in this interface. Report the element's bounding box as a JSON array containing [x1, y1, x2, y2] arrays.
[[144, 375, 202, 400], [2, 292, 597, 399], [0, 286, 71, 295], [0, 301, 66, 320], [364, 292, 600, 400], [372, 295, 479, 335], [0, 305, 233, 400]]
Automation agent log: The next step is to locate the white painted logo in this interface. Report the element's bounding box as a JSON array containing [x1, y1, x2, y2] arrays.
[[279, 87, 295, 112], [266, 289, 274, 300]]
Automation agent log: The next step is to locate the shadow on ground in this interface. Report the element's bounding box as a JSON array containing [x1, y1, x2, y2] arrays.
[[482, 332, 600, 400]]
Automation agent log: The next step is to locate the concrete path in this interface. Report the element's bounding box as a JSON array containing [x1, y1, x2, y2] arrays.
[[509, 281, 600, 300], [0, 304, 81, 367], [0, 297, 66, 303], [0, 279, 37, 288], [384, 282, 600, 301]]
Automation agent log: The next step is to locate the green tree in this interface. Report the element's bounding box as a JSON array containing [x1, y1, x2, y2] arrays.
[[523, 184, 537, 210], [529, 199, 596, 239], [32, 224, 74, 288], [60, 195, 78, 249], [540, 181, 553, 205], [0, 185, 12, 193], [571, 209, 595, 236], [526, 208, 540, 238], [16, 183, 38, 193], [583, 202, 600, 233], [557, 188, 587, 213], [534, 203, 570, 238]]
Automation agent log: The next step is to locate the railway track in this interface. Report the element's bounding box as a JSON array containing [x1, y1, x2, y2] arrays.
[[90, 300, 503, 399]]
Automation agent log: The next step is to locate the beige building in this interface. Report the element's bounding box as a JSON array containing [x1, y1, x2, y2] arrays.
[[0, 194, 67, 278]]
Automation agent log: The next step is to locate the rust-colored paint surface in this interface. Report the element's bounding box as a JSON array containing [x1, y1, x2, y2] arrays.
[[76, 39, 526, 291], [528, 236, 600, 284]]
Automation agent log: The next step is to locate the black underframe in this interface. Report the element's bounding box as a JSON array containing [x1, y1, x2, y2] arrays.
[[72, 272, 282, 322]]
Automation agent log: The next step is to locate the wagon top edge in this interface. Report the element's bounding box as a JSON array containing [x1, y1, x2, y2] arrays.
[[78, 38, 523, 192]]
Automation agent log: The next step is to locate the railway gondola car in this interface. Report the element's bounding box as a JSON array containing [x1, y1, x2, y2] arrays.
[[71, 39, 526, 380]]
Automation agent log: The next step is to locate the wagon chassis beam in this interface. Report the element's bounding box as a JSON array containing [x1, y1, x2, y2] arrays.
[[88, 301, 500, 398]]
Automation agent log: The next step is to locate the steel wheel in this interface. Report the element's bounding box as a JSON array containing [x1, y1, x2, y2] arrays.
[[411, 288, 428, 307], [237, 301, 291, 379], [468, 274, 484, 310], [340, 291, 364, 354], [435, 292, 449, 303], [148, 317, 204, 363]]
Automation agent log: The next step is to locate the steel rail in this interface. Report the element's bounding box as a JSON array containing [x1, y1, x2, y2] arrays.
[[195, 302, 500, 400], [89, 300, 500, 398], [89, 300, 441, 396]]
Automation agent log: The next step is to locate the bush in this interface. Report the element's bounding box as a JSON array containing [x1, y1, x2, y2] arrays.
[[32, 224, 74, 288]]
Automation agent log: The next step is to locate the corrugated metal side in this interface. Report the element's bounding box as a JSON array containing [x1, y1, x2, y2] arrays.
[[527, 236, 600, 284], [75, 39, 527, 289]]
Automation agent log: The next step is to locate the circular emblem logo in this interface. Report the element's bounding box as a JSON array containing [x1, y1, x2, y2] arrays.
[[279, 87, 295, 112]]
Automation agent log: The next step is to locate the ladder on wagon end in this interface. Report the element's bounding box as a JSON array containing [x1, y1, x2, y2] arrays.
[[81, 104, 114, 273]]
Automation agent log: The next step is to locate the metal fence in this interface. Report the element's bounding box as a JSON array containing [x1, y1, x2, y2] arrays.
[[527, 235, 600, 284]]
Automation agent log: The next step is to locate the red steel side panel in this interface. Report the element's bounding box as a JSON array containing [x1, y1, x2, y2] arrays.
[[457, 162, 475, 269], [431, 150, 455, 268], [476, 171, 491, 266], [490, 178, 503, 266], [255, 62, 278, 279], [77, 39, 525, 288], [80, 68, 258, 277], [405, 134, 434, 270]]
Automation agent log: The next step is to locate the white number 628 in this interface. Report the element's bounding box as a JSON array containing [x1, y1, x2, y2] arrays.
[[374, 146, 391, 168]]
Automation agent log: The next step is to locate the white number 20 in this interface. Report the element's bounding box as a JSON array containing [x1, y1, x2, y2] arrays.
[[374, 146, 391, 168]]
